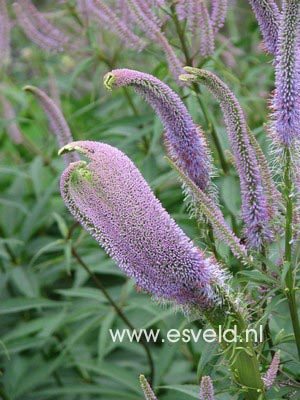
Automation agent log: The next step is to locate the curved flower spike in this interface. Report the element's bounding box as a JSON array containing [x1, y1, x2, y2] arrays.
[[59, 141, 227, 310], [23, 85, 79, 165], [104, 69, 212, 192], [262, 351, 280, 389], [248, 0, 280, 55], [200, 376, 215, 400], [180, 68, 274, 248], [272, 0, 300, 145], [139, 375, 157, 400]]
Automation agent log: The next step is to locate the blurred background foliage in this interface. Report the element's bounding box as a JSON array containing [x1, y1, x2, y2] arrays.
[[0, 0, 299, 399]]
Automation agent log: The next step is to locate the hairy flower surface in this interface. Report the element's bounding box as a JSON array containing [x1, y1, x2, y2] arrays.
[[139, 375, 157, 400], [272, 0, 300, 145], [248, 0, 279, 54], [262, 351, 280, 389], [0, 0, 10, 67], [181, 68, 273, 248], [200, 376, 215, 400], [24, 85, 79, 165], [59, 141, 226, 309], [104, 68, 211, 192]]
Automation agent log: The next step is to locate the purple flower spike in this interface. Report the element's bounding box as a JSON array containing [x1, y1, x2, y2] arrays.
[[272, 0, 300, 145], [19, 0, 69, 47], [199, 0, 215, 57], [126, 0, 184, 82], [248, 0, 280, 55], [211, 0, 228, 33], [139, 375, 157, 400], [104, 68, 211, 192], [0, 0, 11, 67], [262, 351, 280, 390], [200, 376, 215, 400], [181, 68, 273, 248], [59, 140, 226, 310], [89, 0, 146, 51], [23, 85, 79, 165], [13, 2, 63, 52]]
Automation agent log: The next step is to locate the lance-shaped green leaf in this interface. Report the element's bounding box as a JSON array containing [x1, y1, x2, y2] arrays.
[[166, 157, 252, 265], [180, 68, 276, 249]]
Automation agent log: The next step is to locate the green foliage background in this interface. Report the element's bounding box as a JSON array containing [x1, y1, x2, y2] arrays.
[[0, 1, 299, 399]]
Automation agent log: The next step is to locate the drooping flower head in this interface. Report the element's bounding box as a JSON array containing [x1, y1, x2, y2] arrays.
[[272, 0, 300, 145], [180, 68, 274, 248], [59, 141, 227, 310], [139, 375, 157, 400], [248, 0, 280, 54], [104, 68, 212, 192], [24, 85, 79, 165], [200, 376, 215, 400]]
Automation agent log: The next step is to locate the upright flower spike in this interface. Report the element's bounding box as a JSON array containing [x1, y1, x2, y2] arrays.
[[181, 68, 273, 248], [59, 141, 227, 310], [248, 0, 280, 55], [211, 0, 228, 33], [139, 375, 157, 400], [272, 0, 300, 145], [198, 0, 215, 57], [0, 0, 11, 67], [200, 376, 215, 400], [126, 0, 184, 82], [104, 68, 211, 192], [89, 0, 146, 51], [23, 85, 79, 165], [262, 351, 280, 390]]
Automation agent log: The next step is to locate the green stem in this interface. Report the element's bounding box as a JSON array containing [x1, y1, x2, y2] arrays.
[[283, 148, 300, 360], [71, 246, 155, 385]]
